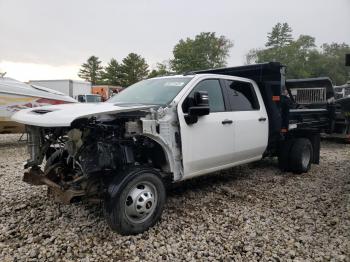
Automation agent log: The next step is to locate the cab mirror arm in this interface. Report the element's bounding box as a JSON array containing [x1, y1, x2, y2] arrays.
[[185, 114, 199, 125]]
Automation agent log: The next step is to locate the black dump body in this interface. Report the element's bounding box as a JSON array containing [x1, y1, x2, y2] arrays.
[[194, 62, 330, 152]]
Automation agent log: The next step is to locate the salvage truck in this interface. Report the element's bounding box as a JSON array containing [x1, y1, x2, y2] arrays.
[[12, 62, 329, 235]]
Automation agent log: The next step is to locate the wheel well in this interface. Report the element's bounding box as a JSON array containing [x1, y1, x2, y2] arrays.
[[136, 137, 171, 173]]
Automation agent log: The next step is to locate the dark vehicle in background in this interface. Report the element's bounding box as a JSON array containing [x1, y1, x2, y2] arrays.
[[286, 78, 350, 142], [334, 83, 350, 141], [334, 83, 350, 100], [76, 94, 103, 103]]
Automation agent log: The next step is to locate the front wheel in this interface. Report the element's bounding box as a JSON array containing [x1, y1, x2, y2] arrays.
[[104, 168, 166, 235]]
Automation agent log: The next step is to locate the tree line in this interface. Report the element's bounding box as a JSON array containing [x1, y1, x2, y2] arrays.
[[78, 32, 233, 87], [78, 53, 148, 87], [247, 23, 350, 85], [78, 24, 349, 87]]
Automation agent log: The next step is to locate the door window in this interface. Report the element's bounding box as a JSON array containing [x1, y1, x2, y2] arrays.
[[183, 79, 225, 113], [225, 80, 260, 111]]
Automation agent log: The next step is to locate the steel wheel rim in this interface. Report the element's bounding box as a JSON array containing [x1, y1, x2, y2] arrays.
[[124, 180, 158, 224]]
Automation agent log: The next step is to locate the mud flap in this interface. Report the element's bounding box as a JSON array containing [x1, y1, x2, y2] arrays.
[[278, 139, 294, 172], [309, 133, 320, 164]]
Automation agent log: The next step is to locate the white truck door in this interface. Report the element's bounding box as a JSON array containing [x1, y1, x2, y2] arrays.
[[178, 79, 235, 179], [222, 79, 268, 161]]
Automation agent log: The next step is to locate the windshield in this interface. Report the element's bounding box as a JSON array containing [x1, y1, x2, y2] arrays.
[[108, 77, 193, 105]]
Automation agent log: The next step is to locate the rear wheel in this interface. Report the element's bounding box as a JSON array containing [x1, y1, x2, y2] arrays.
[[289, 138, 313, 174], [104, 168, 166, 235]]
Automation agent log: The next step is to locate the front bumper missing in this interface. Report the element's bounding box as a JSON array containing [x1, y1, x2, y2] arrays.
[[23, 167, 85, 204]]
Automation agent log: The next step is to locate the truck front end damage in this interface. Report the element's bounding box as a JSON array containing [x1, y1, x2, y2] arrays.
[[22, 107, 182, 204], [10, 75, 195, 234]]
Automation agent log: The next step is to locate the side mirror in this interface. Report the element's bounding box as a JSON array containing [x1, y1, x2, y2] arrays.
[[194, 91, 209, 107], [185, 91, 210, 124]]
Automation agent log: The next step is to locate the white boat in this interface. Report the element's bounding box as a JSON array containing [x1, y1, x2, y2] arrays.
[[0, 77, 76, 134]]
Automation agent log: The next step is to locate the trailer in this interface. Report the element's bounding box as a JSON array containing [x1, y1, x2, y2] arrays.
[[28, 79, 92, 99]]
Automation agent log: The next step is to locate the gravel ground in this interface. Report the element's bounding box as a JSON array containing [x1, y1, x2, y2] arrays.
[[0, 134, 349, 261]]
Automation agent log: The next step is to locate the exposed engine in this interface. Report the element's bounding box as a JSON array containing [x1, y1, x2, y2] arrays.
[[24, 113, 167, 204]]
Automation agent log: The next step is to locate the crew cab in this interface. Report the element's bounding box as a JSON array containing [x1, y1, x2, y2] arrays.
[[11, 63, 326, 235]]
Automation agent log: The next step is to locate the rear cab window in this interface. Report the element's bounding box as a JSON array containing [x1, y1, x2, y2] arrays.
[[223, 80, 260, 111]]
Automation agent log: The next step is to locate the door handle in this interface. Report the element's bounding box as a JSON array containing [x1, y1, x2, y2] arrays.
[[222, 119, 233, 125], [258, 117, 267, 122]]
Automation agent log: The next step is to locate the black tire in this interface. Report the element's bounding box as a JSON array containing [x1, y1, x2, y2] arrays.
[[289, 138, 313, 174], [278, 139, 295, 172], [104, 168, 166, 235]]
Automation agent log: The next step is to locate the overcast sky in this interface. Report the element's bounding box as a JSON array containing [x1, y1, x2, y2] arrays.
[[0, 0, 349, 81]]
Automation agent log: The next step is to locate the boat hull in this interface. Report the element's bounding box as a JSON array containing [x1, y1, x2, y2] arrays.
[[0, 92, 73, 134]]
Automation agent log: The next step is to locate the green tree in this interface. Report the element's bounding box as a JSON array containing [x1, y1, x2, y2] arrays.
[[148, 62, 171, 78], [312, 43, 350, 85], [119, 53, 149, 87], [101, 58, 121, 85], [247, 34, 318, 78], [78, 56, 103, 84], [266, 22, 293, 48], [170, 32, 233, 73], [246, 23, 350, 84]]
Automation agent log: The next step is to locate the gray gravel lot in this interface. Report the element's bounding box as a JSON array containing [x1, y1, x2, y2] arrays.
[[0, 134, 349, 261]]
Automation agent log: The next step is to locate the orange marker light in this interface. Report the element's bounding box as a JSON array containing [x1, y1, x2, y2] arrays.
[[272, 96, 280, 101]]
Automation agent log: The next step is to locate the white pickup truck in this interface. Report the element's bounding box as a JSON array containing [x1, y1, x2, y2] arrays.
[[12, 63, 326, 235]]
